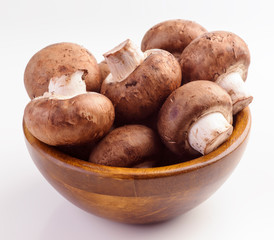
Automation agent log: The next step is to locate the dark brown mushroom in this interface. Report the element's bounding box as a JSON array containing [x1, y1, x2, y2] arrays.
[[101, 39, 182, 123], [158, 80, 233, 156], [89, 125, 161, 167], [141, 19, 207, 60], [23, 71, 114, 146], [180, 31, 252, 114], [24, 42, 101, 98]]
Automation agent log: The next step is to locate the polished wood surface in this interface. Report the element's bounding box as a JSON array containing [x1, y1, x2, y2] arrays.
[[23, 107, 251, 224]]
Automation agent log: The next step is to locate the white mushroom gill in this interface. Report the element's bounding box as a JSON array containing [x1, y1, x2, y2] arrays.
[[103, 39, 145, 83], [216, 72, 253, 114], [188, 112, 233, 155], [45, 70, 87, 99]]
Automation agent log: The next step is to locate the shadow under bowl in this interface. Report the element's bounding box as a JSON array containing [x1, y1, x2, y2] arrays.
[[23, 107, 251, 224]]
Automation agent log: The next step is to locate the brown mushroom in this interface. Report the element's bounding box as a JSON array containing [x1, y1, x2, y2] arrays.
[[180, 31, 252, 114], [157, 80, 233, 156], [24, 42, 101, 99], [89, 125, 161, 167], [98, 60, 110, 82], [101, 39, 182, 123], [24, 71, 115, 146], [141, 19, 207, 60]]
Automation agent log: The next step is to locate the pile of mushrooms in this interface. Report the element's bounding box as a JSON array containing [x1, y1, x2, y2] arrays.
[[23, 19, 253, 168]]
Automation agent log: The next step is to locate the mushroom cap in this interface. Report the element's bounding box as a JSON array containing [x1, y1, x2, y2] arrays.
[[98, 60, 110, 83], [23, 92, 115, 146], [141, 19, 207, 59], [100, 50, 182, 123], [157, 80, 233, 156], [24, 42, 101, 98], [180, 31, 250, 84], [89, 125, 161, 167]]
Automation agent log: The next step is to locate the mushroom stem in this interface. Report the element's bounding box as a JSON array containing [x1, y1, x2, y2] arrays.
[[103, 39, 145, 82], [216, 72, 253, 114], [45, 70, 87, 99], [188, 112, 233, 155]]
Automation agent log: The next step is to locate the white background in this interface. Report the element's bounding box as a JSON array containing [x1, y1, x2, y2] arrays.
[[1, 0, 273, 239]]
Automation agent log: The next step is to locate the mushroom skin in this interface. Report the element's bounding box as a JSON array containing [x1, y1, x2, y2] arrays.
[[180, 31, 252, 114], [89, 125, 161, 167], [24, 42, 101, 98], [157, 80, 233, 156], [98, 60, 110, 83], [101, 40, 182, 123], [141, 19, 207, 60], [24, 92, 115, 146], [180, 31, 250, 83]]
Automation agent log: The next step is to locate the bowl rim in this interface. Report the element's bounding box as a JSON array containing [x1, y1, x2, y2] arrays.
[[23, 107, 251, 179]]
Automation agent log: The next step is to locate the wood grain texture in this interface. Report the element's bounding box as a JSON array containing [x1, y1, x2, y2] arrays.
[[23, 108, 251, 224]]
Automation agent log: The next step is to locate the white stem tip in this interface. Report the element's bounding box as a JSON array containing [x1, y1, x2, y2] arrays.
[[45, 70, 87, 99], [188, 112, 233, 155], [103, 39, 145, 83], [217, 72, 253, 114]]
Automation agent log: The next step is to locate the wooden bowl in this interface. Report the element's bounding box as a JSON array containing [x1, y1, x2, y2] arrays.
[[23, 107, 251, 224]]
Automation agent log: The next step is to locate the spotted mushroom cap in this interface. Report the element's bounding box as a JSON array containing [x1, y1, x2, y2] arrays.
[[157, 80, 233, 156], [24, 42, 101, 98], [23, 92, 115, 146], [101, 50, 182, 123], [89, 125, 161, 167], [180, 31, 250, 84], [141, 19, 207, 60]]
